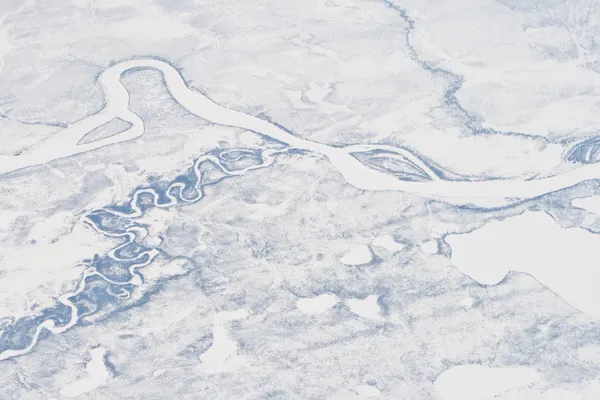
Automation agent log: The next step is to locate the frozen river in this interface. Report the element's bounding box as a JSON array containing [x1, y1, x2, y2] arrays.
[[1, 58, 598, 208]]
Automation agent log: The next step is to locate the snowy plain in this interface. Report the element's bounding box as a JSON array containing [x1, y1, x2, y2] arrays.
[[2, 0, 600, 399]]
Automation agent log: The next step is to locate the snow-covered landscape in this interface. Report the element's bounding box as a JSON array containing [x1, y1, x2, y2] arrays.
[[3, 0, 600, 398]]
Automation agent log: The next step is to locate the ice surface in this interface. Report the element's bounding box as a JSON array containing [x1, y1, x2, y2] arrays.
[[2, 0, 600, 398], [434, 364, 540, 400], [446, 211, 600, 318], [297, 294, 338, 315], [60, 347, 110, 398]]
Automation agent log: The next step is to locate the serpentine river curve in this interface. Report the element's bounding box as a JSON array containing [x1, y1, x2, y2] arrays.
[[1, 58, 599, 208], [0, 146, 281, 361], [1, 58, 599, 361]]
